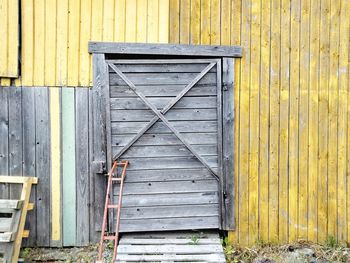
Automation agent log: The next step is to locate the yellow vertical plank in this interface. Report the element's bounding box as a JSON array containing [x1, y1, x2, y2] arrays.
[[210, 0, 220, 45], [21, 0, 34, 86], [79, 0, 92, 86], [7, 0, 18, 78], [67, 0, 80, 86], [56, 0, 68, 86], [50, 88, 61, 241], [308, 0, 320, 242], [115, 0, 126, 42], [248, 0, 260, 245], [289, 0, 300, 242], [147, 0, 159, 42], [337, 0, 349, 243], [269, 0, 280, 243], [103, 0, 115, 41], [238, 0, 250, 246], [180, 0, 190, 44], [259, 0, 270, 243], [45, 0, 57, 86], [228, 0, 241, 244], [200, 0, 210, 44], [328, 0, 340, 240], [169, 0, 179, 43], [158, 0, 169, 43], [318, 0, 330, 243], [298, 0, 310, 240], [190, 0, 200, 45], [33, 0, 45, 86], [137, 0, 148, 42], [279, 0, 290, 244], [125, 0, 137, 42], [220, 0, 230, 45], [0, 0, 8, 77]]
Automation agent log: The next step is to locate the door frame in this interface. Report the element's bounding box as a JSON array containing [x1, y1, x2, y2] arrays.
[[89, 42, 241, 231]]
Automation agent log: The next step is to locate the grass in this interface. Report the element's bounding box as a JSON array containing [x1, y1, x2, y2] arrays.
[[223, 238, 350, 263]]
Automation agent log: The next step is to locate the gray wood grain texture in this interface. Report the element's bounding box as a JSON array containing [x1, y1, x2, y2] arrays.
[[107, 62, 216, 73], [113, 144, 217, 158], [114, 192, 218, 207], [111, 120, 218, 134], [110, 84, 217, 97], [222, 58, 235, 230], [111, 108, 217, 122], [35, 87, 51, 246], [112, 133, 217, 146], [122, 168, 215, 182], [92, 54, 108, 232], [109, 72, 216, 86], [110, 97, 217, 110], [8, 88, 23, 200], [119, 216, 219, 232], [22, 88, 37, 247], [114, 179, 218, 195], [75, 88, 90, 246], [0, 88, 9, 199], [88, 41, 242, 57]]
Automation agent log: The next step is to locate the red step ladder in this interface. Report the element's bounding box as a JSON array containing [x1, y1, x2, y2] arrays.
[[97, 160, 129, 262]]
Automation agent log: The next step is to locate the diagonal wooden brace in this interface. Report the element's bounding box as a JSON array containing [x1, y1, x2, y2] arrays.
[[109, 62, 216, 161], [109, 64, 219, 180]]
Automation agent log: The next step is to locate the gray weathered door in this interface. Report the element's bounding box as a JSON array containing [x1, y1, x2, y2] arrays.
[[105, 59, 223, 232]]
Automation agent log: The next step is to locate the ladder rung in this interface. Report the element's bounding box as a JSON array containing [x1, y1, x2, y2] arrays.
[[107, 204, 119, 209], [112, 178, 122, 182], [103, 236, 117, 241]]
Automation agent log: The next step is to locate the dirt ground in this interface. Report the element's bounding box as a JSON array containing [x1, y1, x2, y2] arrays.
[[19, 240, 350, 263]]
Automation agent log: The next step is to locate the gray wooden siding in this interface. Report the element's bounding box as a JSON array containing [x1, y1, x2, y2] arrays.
[[0, 86, 98, 247]]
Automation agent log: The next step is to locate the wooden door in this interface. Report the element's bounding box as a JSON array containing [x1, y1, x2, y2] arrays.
[[105, 59, 223, 232]]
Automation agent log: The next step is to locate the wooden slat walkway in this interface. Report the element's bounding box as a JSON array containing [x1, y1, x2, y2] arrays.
[[116, 231, 226, 262]]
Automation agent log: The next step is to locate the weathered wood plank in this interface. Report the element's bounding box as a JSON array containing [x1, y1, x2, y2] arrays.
[[113, 145, 217, 158], [0, 217, 13, 232], [119, 238, 221, 245], [92, 54, 108, 232], [123, 168, 215, 182], [35, 87, 51, 246], [109, 72, 216, 86], [111, 109, 217, 122], [0, 200, 23, 209], [110, 85, 217, 97], [122, 156, 218, 170], [107, 63, 216, 73], [118, 243, 223, 253], [112, 133, 217, 147], [222, 58, 235, 230], [8, 88, 23, 200], [120, 204, 219, 220], [0, 88, 9, 199], [21, 88, 37, 247], [62, 88, 76, 246], [116, 253, 225, 262], [123, 231, 219, 238], [88, 42, 242, 57], [114, 179, 218, 195], [114, 192, 218, 207], [111, 120, 218, 134], [119, 216, 219, 232], [110, 97, 217, 110], [75, 88, 90, 246]]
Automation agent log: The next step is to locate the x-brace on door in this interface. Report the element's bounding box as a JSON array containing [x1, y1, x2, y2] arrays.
[[94, 57, 234, 232]]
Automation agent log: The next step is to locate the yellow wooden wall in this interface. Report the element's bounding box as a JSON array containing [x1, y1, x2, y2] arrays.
[[0, 0, 19, 78], [169, 0, 350, 246], [1, 0, 350, 247], [0, 0, 169, 86]]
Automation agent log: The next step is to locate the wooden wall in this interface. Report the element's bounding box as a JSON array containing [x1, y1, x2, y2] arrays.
[[0, 0, 169, 86], [0, 0, 19, 78], [0, 87, 95, 247], [170, 0, 350, 246]]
